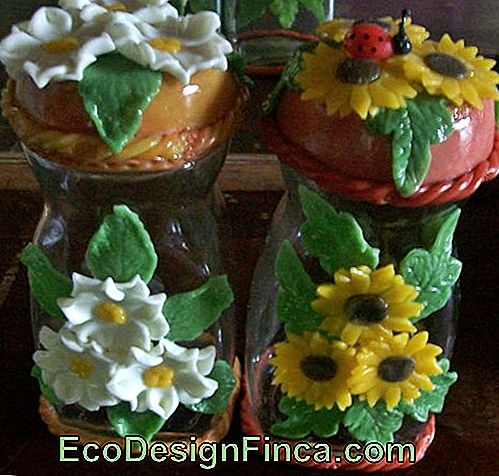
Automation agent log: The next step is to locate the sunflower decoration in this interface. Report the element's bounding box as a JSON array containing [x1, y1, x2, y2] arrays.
[[348, 331, 443, 410], [271, 331, 356, 411], [298, 10, 420, 119], [312, 265, 422, 346], [403, 33, 499, 109]]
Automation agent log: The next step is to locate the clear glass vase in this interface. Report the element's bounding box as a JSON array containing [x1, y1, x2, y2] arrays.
[[25, 143, 239, 445], [226, 0, 335, 72], [242, 166, 461, 469]]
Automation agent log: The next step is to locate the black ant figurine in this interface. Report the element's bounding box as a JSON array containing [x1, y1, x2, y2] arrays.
[[393, 9, 413, 55]]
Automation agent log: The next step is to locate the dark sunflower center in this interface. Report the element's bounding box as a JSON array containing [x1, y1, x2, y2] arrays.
[[335, 58, 381, 84], [344, 293, 388, 324], [300, 355, 338, 382], [378, 356, 416, 382], [424, 53, 467, 79]]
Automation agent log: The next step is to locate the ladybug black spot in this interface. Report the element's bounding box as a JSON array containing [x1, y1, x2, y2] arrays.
[[378, 36, 383, 42], [371, 47, 377, 53], [358, 45, 363, 51], [363, 33, 370, 40], [351, 33, 356, 39]]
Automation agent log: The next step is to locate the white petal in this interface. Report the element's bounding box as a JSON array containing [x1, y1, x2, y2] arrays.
[[71, 273, 102, 296], [102, 277, 125, 301], [107, 367, 146, 401], [53, 374, 83, 404], [58, 292, 99, 325], [59, 0, 90, 9], [197, 346, 216, 376], [135, 5, 179, 24], [130, 345, 163, 366], [175, 372, 218, 400], [147, 386, 179, 420], [28, 7, 73, 41], [176, 12, 220, 46], [38, 326, 60, 349]]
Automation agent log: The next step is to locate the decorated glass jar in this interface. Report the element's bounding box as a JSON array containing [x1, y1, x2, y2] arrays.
[[225, 0, 335, 74], [242, 11, 499, 470], [0, 2, 246, 446]]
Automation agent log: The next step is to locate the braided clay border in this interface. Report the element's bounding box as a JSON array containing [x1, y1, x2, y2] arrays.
[[264, 116, 499, 207], [240, 375, 435, 472]]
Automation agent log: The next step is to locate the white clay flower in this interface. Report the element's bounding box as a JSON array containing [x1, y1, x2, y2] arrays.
[[57, 273, 168, 362], [107, 340, 218, 419], [33, 326, 119, 411], [59, 0, 179, 25], [0, 7, 115, 88], [107, 10, 233, 84]]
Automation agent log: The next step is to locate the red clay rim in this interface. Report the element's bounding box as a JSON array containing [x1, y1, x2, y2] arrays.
[[240, 375, 436, 471], [263, 116, 499, 207]]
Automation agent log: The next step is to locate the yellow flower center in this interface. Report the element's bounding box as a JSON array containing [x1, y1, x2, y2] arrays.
[[378, 356, 415, 382], [143, 364, 175, 388], [103, 2, 128, 12], [344, 294, 388, 324], [300, 354, 337, 382], [42, 37, 80, 54], [69, 356, 94, 380], [148, 37, 183, 54], [94, 301, 127, 325]]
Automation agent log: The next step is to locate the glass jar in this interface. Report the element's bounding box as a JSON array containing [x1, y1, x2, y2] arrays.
[[242, 164, 465, 469], [225, 0, 335, 73], [25, 143, 239, 445]]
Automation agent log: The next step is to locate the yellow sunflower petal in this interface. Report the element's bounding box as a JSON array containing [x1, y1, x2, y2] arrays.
[[404, 331, 429, 354], [341, 322, 364, 345], [385, 386, 402, 410], [460, 80, 483, 108], [350, 86, 372, 120]]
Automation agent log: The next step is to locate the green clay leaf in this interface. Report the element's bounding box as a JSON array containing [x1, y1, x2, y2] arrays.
[[186, 360, 236, 414], [400, 210, 462, 321], [163, 275, 233, 342], [31, 365, 64, 406], [170, 0, 188, 14], [299, 0, 326, 23], [237, 0, 270, 28], [21, 244, 72, 320], [495, 100, 499, 126], [79, 53, 162, 153], [344, 399, 404, 444], [398, 358, 457, 423], [227, 52, 254, 87], [400, 250, 461, 321], [299, 186, 380, 274], [275, 240, 323, 334], [421, 206, 459, 253], [86, 205, 157, 284], [270, 0, 299, 29], [271, 396, 343, 439], [366, 97, 454, 197], [107, 403, 165, 443], [430, 209, 461, 254], [263, 42, 317, 115]]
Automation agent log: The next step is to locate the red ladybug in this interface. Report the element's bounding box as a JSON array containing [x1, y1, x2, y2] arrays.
[[344, 22, 394, 60]]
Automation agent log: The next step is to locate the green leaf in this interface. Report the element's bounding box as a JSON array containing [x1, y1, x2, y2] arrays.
[[421, 206, 459, 253], [495, 100, 499, 126], [366, 97, 454, 197], [79, 53, 162, 153], [263, 42, 318, 115], [400, 210, 462, 320], [163, 275, 233, 342], [237, 0, 270, 28], [186, 360, 236, 414], [299, 186, 380, 274], [170, 0, 188, 14], [107, 403, 165, 443], [299, 0, 326, 23], [275, 240, 323, 334], [85, 205, 157, 284], [271, 396, 343, 439], [21, 244, 72, 320], [344, 399, 404, 444], [400, 250, 461, 321], [31, 365, 64, 406], [270, 0, 299, 28], [227, 52, 254, 87], [399, 358, 457, 423]]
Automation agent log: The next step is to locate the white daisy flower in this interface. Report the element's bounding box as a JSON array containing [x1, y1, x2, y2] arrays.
[[59, 0, 179, 25], [107, 340, 218, 420], [33, 326, 119, 411], [107, 10, 233, 84], [57, 273, 168, 362], [0, 7, 115, 88]]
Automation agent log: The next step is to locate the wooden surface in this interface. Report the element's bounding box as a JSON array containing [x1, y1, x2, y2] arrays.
[[0, 184, 498, 476]]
